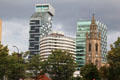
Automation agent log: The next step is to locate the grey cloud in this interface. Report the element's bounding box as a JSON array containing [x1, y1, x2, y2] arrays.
[[107, 31, 120, 50], [0, 0, 120, 31], [0, 0, 120, 51], [2, 19, 29, 52], [53, 0, 120, 33]]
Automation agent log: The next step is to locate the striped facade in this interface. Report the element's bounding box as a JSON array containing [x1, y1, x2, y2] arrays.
[[40, 32, 75, 59]]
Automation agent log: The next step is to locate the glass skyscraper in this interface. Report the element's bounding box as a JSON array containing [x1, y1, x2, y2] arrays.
[[29, 4, 55, 58], [76, 20, 107, 70]]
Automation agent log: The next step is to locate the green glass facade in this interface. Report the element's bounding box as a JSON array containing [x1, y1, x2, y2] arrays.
[[76, 20, 107, 70], [76, 21, 91, 70]]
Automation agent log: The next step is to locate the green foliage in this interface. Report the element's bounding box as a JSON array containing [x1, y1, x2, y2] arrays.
[[107, 37, 120, 64], [100, 63, 120, 80], [99, 66, 109, 80], [72, 76, 83, 80], [7, 52, 26, 80], [102, 37, 120, 80], [114, 37, 120, 48], [43, 49, 76, 80], [22, 51, 30, 58], [100, 37, 120, 80], [0, 43, 9, 80], [27, 54, 44, 78], [0, 43, 26, 80], [80, 63, 101, 80]]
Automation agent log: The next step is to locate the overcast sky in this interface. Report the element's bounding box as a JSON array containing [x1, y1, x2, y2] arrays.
[[0, 0, 120, 52]]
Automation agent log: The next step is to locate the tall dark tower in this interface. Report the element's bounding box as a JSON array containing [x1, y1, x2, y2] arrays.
[[86, 14, 101, 69], [29, 4, 55, 58]]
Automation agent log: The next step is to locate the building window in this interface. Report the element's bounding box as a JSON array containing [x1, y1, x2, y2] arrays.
[[30, 43, 34, 47], [95, 43, 98, 52], [31, 26, 36, 30], [89, 43, 91, 52], [35, 37, 39, 41], [30, 34, 34, 38], [35, 45, 39, 50]]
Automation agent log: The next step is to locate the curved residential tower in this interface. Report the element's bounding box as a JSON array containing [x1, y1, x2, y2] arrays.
[[40, 32, 76, 60]]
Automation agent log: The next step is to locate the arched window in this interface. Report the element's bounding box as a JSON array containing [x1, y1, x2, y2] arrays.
[[89, 43, 91, 52], [89, 57, 92, 63], [95, 43, 98, 52], [88, 59, 91, 63]]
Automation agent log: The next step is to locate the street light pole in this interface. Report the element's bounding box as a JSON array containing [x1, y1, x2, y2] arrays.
[[13, 46, 19, 54], [13, 46, 21, 80]]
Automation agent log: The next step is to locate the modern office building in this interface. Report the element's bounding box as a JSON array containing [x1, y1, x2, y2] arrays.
[[76, 15, 107, 70], [0, 19, 2, 42], [29, 4, 55, 58], [40, 32, 76, 59]]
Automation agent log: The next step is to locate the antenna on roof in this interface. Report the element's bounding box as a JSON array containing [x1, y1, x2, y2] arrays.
[[50, 0, 55, 7], [34, 0, 45, 4]]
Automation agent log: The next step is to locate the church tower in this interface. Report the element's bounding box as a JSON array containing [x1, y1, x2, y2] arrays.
[[86, 14, 101, 69]]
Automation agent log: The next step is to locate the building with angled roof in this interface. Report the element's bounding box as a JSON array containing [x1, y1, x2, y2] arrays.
[[29, 4, 55, 58]]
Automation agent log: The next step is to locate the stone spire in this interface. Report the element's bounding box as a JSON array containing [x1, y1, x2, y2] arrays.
[[90, 14, 98, 39], [91, 13, 95, 24]]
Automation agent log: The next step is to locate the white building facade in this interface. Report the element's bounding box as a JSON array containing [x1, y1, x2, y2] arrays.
[[40, 32, 76, 59]]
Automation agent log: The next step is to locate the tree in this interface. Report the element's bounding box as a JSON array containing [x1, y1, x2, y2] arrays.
[[43, 49, 76, 80], [0, 43, 9, 80], [7, 52, 26, 80], [100, 37, 120, 80], [107, 37, 120, 65], [0, 43, 26, 80], [104, 37, 120, 80], [80, 63, 101, 80], [27, 54, 44, 79], [72, 76, 83, 80], [99, 66, 109, 80]]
